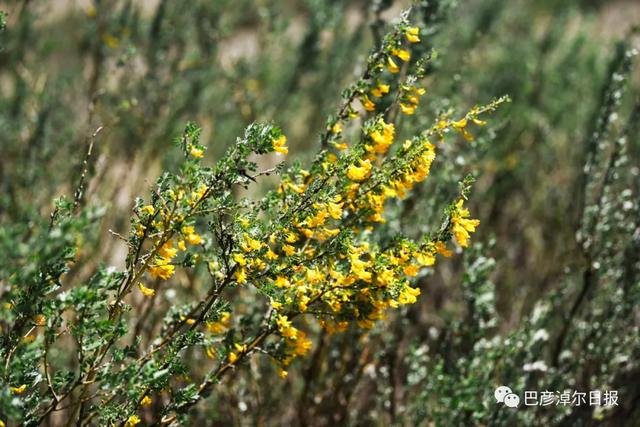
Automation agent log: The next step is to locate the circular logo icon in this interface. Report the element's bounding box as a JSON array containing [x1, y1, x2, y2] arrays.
[[494, 386, 513, 403]]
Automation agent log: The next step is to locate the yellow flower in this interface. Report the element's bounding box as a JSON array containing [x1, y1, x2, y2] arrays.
[[190, 146, 205, 158], [136, 224, 146, 237], [138, 283, 156, 297], [400, 103, 416, 115], [403, 264, 419, 277], [369, 121, 395, 154], [362, 95, 375, 112], [451, 117, 467, 129], [370, 130, 385, 145], [177, 240, 186, 251], [141, 395, 152, 406], [233, 252, 247, 267], [265, 248, 278, 260], [228, 352, 239, 363], [207, 312, 231, 334], [332, 141, 348, 151], [415, 251, 436, 266], [141, 205, 155, 215], [234, 268, 247, 284], [271, 298, 283, 311], [180, 316, 196, 325], [278, 368, 288, 379], [350, 254, 372, 282], [285, 232, 298, 243], [398, 286, 421, 304], [276, 315, 298, 339], [158, 241, 177, 259], [346, 159, 372, 182], [190, 184, 207, 202], [305, 267, 324, 284], [274, 276, 291, 288], [451, 199, 480, 248], [298, 294, 311, 312], [10, 384, 26, 394], [405, 27, 420, 43], [371, 82, 390, 98], [206, 346, 217, 359], [392, 48, 411, 61], [327, 201, 343, 219], [387, 56, 400, 73], [332, 123, 343, 134], [376, 267, 396, 287], [185, 232, 202, 245], [125, 415, 141, 427], [148, 258, 175, 280], [251, 258, 266, 270], [292, 331, 313, 355], [450, 117, 474, 140], [34, 314, 46, 326], [273, 135, 288, 155], [282, 244, 296, 256], [241, 233, 263, 252], [435, 242, 453, 257]]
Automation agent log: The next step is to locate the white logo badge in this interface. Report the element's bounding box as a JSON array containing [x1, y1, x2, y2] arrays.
[[495, 386, 519, 408]]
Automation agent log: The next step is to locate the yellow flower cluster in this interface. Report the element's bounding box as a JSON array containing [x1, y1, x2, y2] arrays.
[[343, 136, 435, 225], [206, 312, 231, 334], [346, 159, 372, 182], [356, 27, 421, 115], [384, 140, 436, 198], [400, 86, 426, 116], [141, 205, 155, 215], [230, 230, 275, 285], [275, 314, 312, 366], [219, 117, 483, 370], [266, 235, 457, 348], [451, 199, 480, 248], [137, 24, 502, 386], [365, 119, 395, 155], [149, 257, 176, 280], [265, 140, 482, 341], [142, 225, 203, 293]]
